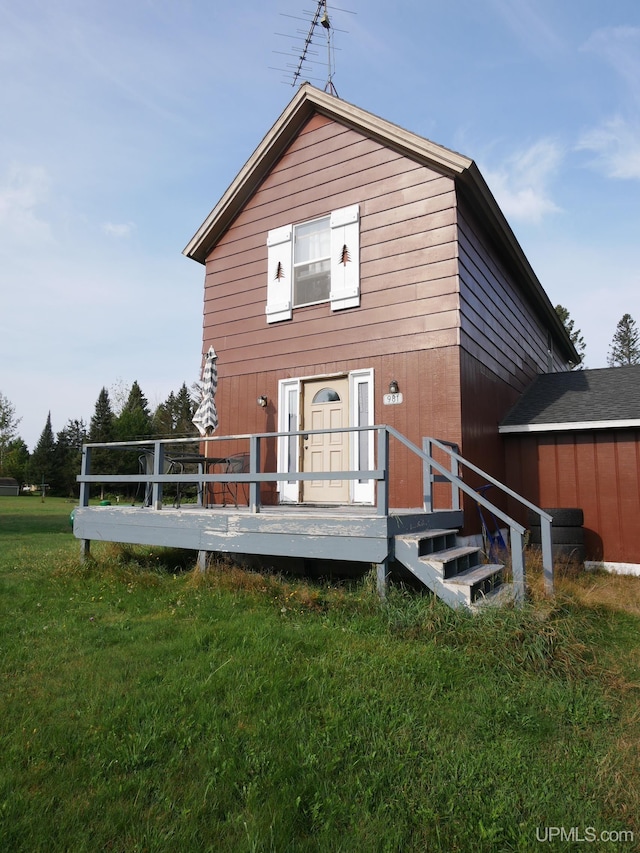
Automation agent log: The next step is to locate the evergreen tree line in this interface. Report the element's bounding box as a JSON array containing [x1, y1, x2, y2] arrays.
[[0, 381, 197, 497], [555, 307, 640, 370]]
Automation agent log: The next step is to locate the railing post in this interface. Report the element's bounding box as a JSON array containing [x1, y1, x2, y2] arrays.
[[422, 438, 432, 512], [249, 435, 260, 513], [541, 516, 554, 595], [510, 527, 526, 604], [79, 445, 91, 561], [377, 428, 389, 516], [152, 441, 164, 510], [79, 445, 91, 508], [450, 449, 460, 511]]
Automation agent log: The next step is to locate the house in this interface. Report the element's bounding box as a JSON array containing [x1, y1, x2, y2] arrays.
[[0, 477, 19, 497], [501, 365, 640, 574], [183, 83, 576, 512], [75, 83, 605, 607]]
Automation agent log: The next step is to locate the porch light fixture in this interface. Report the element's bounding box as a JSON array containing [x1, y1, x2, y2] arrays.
[[257, 395, 268, 408], [388, 380, 399, 394]]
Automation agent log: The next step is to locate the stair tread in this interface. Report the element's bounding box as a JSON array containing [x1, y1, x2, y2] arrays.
[[445, 563, 503, 586], [421, 545, 482, 564], [396, 529, 458, 542]]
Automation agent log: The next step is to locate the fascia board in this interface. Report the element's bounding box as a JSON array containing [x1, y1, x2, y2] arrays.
[[499, 419, 640, 434]]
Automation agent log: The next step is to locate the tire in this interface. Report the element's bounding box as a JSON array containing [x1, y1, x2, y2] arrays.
[[529, 526, 585, 546], [527, 507, 584, 528], [552, 544, 585, 564]]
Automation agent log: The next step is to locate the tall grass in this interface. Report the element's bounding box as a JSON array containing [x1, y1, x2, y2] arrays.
[[0, 498, 638, 851]]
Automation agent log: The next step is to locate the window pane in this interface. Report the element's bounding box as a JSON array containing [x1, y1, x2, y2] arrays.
[[312, 388, 341, 403], [293, 216, 331, 307], [294, 260, 330, 306], [294, 217, 330, 264]]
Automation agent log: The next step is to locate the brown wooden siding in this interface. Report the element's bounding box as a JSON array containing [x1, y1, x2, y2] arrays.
[[456, 198, 568, 392], [504, 430, 640, 564], [197, 109, 574, 522], [209, 347, 462, 510], [202, 113, 461, 380]]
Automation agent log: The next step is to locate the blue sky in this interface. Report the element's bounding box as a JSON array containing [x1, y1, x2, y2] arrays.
[[1, 0, 639, 449]]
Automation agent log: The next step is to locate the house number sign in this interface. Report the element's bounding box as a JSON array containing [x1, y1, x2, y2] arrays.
[[383, 392, 403, 405]]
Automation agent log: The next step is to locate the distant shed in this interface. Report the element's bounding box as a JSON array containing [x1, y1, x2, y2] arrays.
[[0, 478, 20, 496], [500, 366, 640, 571]]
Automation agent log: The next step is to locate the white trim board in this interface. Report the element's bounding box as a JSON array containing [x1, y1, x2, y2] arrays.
[[499, 419, 640, 434], [585, 560, 640, 577]]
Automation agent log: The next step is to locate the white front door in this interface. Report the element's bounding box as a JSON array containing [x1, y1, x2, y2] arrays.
[[277, 370, 374, 505], [302, 376, 349, 503]]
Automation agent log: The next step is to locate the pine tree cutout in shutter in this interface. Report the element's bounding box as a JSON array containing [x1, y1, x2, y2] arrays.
[[340, 244, 351, 266], [275, 260, 285, 281]]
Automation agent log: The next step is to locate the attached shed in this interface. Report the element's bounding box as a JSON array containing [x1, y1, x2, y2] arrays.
[[0, 478, 20, 496], [500, 366, 640, 573]]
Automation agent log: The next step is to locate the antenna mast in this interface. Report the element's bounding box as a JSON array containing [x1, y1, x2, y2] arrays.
[[290, 0, 336, 94], [272, 2, 354, 96]]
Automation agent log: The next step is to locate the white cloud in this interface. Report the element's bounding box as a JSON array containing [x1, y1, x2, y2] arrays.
[[0, 164, 53, 248], [577, 115, 640, 180], [482, 139, 563, 223], [102, 221, 136, 238]]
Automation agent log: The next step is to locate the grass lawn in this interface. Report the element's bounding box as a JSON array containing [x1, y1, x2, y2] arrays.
[[1, 496, 639, 852]]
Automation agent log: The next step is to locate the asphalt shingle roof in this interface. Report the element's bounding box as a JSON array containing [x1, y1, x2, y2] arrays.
[[501, 365, 640, 428]]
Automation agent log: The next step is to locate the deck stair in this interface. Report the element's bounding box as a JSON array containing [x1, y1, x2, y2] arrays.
[[394, 528, 509, 609]]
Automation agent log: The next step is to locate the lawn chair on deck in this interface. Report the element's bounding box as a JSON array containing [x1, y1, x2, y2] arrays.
[[138, 450, 184, 507], [222, 453, 250, 507]]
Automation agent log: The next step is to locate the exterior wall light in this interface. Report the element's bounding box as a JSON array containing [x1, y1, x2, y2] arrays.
[[257, 395, 268, 408], [388, 380, 399, 395]]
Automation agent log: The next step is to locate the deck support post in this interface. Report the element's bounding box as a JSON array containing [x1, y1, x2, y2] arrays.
[[376, 557, 388, 599], [197, 550, 209, 573]]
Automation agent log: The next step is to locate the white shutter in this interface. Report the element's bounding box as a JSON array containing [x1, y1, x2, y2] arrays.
[[329, 204, 360, 311], [266, 224, 293, 323]]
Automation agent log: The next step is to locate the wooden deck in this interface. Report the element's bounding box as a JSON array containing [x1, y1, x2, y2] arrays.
[[73, 503, 464, 564]]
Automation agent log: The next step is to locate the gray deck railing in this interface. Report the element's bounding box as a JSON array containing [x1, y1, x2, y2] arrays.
[[414, 431, 553, 598], [77, 425, 553, 599]]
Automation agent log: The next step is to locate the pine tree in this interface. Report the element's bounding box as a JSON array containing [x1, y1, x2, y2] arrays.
[[607, 313, 640, 366], [56, 419, 88, 497], [555, 305, 586, 369], [88, 387, 117, 486], [174, 383, 198, 436], [116, 380, 152, 441], [153, 392, 177, 436], [26, 413, 59, 493], [89, 387, 116, 443]]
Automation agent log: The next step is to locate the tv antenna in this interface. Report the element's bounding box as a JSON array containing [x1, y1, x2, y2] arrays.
[[272, 2, 355, 97]]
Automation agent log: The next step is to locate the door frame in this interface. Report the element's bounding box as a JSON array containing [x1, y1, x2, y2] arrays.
[[277, 369, 374, 504]]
